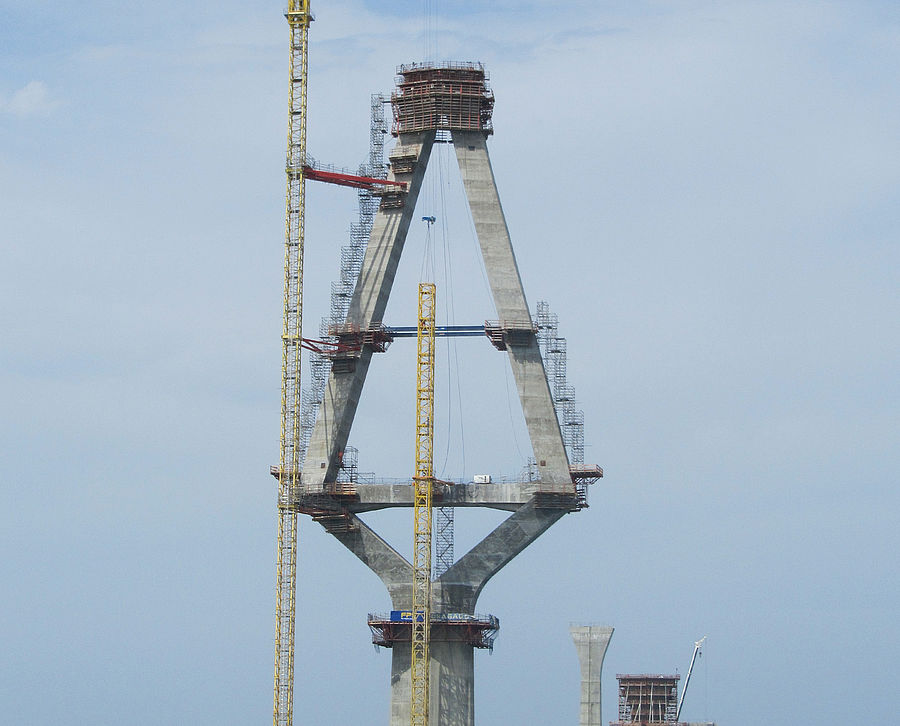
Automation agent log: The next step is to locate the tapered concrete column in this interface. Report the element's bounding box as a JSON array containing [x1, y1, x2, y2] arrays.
[[570, 625, 613, 726], [387, 638, 475, 726]]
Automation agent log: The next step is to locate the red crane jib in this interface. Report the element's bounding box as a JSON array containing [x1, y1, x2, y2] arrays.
[[303, 166, 408, 192]]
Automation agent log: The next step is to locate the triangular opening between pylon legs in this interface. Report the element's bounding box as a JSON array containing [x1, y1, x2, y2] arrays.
[[300, 128, 574, 501]]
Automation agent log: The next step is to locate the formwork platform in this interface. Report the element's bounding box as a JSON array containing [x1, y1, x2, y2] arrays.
[[391, 62, 494, 136], [368, 613, 500, 651], [613, 674, 680, 725]]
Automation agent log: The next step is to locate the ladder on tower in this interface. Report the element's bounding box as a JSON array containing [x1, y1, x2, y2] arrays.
[[411, 282, 436, 726]]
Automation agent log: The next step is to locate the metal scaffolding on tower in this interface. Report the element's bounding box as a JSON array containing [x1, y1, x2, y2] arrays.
[[298, 94, 389, 475], [433, 506, 454, 579], [535, 301, 601, 507]]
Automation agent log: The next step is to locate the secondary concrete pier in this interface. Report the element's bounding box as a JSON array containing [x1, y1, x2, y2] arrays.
[[570, 625, 614, 726]]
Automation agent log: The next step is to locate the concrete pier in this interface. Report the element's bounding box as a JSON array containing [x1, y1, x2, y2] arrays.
[[570, 625, 614, 726]]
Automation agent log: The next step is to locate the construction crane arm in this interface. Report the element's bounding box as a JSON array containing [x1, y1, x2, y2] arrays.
[[675, 635, 707, 721]]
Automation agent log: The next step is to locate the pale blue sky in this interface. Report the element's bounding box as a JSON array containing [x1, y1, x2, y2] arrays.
[[2, 2, 898, 725]]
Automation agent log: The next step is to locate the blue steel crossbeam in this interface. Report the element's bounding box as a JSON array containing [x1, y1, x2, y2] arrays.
[[386, 325, 485, 338]]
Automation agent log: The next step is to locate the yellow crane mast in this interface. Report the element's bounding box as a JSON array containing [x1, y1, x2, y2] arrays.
[[274, 3, 312, 726], [412, 282, 437, 726]]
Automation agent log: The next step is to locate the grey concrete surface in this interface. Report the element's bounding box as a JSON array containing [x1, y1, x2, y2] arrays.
[[344, 480, 541, 513], [570, 625, 614, 726], [452, 131, 572, 492], [435, 500, 565, 612], [301, 130, 436, 492]]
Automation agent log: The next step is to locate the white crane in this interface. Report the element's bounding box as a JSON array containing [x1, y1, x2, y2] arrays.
[[675, 635, 707, 721]]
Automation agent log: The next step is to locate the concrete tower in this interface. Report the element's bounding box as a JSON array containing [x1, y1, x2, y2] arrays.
[[570, 625, 614, 726], [291, 63, 602, 726]]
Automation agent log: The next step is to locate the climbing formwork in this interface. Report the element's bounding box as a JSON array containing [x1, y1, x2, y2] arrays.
[[392, 62, 494, 136], [613, 674, 680, 725]]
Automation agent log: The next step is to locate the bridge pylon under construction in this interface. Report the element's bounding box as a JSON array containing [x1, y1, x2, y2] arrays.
[[280, 61, 603, 726]]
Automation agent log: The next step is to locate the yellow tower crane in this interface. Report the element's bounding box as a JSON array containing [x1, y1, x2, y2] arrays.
[[412, 282, 437, 726], [274, 3, 312, 726]]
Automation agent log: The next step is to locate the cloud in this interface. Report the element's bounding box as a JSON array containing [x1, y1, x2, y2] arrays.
[[1, 81, 58, 118]]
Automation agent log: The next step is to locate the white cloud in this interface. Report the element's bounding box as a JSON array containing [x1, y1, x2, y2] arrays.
[[2, 81, 58, 118]]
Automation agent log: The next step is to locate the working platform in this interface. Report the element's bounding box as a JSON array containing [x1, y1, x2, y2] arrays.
[[368, 612, 500, 651], [391, 62, 494, 136], [614, 674, 681, 725], [269, 468, 602, 512]]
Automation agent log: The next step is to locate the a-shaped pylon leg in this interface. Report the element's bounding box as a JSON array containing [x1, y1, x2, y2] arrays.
[[303, 128, 571, 496], [452, 131, 571, 492], [301, 130, 436, 491]]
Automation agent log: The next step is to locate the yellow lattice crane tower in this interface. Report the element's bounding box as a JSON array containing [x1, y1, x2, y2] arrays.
[[274, 3, 311, 726], [412, 282, 437, 726]]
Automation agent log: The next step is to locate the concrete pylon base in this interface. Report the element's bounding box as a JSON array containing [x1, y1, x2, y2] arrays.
[[389, 641, 475, 726]]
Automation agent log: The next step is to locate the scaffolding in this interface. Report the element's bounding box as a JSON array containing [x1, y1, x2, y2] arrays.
[[535, 302, 584, 468], [295, 94, 388, 489], [391, 62, 494, 136], [434, 506, 454, 578], [613, 675, 680, 725], [520, 456, 540, 483], [334, 445, 374, 490], [533, 301, 604, 507]]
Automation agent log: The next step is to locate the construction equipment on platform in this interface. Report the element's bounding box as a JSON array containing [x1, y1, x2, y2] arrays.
[[303, 158, 406, 192], [676, 635, 707, 721], [411, 282, 437, 726]]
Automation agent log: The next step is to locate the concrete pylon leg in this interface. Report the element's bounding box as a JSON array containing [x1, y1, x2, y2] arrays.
[[301, 130, 436, 491], [437, 500, 566, 612], [570, 625, 613, 726], [327, 515, 412, 606], [452, 131, 571, 491]]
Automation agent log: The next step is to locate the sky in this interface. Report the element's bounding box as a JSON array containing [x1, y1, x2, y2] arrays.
[[1, 1, 898, 725]]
